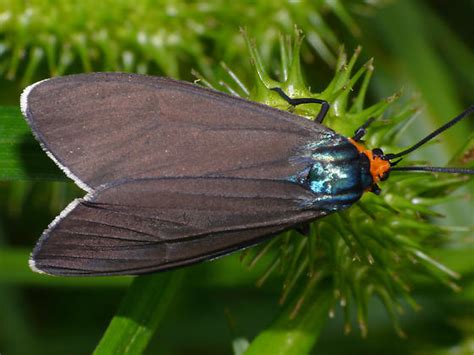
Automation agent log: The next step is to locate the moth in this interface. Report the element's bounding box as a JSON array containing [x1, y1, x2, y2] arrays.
[[20, 73, 473, 276]]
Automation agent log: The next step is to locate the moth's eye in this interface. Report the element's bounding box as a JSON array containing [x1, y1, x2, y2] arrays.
[[379, 171, 390, 181], [372, 148, 384, 157]]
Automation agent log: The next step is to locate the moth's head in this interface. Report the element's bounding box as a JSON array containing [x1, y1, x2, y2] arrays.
[[349, 139, 391, 194], [347, 104, 474, 195]]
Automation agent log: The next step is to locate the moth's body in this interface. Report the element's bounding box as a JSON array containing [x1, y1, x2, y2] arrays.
[[21, 73, 376, 276], [292, 137, 373, 211]]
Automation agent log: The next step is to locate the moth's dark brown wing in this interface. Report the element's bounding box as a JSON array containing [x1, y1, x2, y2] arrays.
[[30, 177, 324, 276], [21, 73, 335, 192]]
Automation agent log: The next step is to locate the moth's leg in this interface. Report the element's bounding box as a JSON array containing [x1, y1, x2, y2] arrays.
[[295, 222, 311, 236], [352, 117, 376, 142], [270, 87, 330, 124], [370, 183, 381, 195]]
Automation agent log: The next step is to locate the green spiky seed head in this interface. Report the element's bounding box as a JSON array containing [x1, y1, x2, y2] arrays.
[[198, 29, 472, 337]]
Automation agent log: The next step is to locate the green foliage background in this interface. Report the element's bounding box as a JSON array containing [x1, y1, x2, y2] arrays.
[[0, 0, 473, 354]]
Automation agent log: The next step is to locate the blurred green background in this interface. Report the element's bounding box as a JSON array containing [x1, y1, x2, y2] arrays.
[[0, 0, 473, 354]]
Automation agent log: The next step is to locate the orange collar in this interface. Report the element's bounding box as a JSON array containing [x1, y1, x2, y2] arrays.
[[348, 138, 391, 184]]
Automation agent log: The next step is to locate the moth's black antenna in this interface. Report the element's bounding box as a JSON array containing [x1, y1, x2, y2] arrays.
[[391, 166, 474, 175], [384, 105, 474, 160]]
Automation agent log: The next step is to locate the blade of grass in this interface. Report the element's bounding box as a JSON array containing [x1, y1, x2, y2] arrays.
[[0, 106, 65, 180], [93, 271, 184, 354]]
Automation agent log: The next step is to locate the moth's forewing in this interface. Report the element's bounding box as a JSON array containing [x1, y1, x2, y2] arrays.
[[22, 73, 325, 190]]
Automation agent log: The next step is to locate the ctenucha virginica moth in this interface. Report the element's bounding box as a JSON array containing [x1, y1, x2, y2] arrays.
[[20, 73, 474, 276]]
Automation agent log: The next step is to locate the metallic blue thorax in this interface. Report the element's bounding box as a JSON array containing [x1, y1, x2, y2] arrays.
[[291, 132, 373, 212]]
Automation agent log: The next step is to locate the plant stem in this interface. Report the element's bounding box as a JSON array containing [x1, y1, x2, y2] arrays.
[[244, 287, 332, 355], [94, 270, 184, 354]]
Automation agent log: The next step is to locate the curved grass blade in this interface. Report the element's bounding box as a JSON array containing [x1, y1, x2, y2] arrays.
[[94, 271, 184, 354]]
